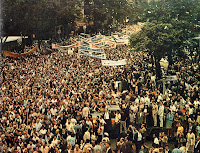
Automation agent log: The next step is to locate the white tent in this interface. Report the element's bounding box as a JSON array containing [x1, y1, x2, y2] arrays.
[[1, 36, 28, 43]]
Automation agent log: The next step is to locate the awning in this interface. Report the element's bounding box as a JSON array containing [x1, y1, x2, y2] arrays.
[[1, 36, 28, 43]]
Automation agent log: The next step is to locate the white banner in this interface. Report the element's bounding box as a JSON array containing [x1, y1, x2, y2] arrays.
[[79, 46, 104, 53], [102, 59, 127, 66], [79, 50, 106, 59]]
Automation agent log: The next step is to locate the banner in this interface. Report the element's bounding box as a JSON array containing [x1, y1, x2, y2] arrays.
[[104, 42, 116, 49], [4, 46, 38, 58], [79, 46, 104, 53], [52, 42, 79, 49], [79, 50, 106, 59], [91, 37, 103, 43], [102, 59, 127, 66], [90, 43, 102, 49], [93, 42, 104, 46]]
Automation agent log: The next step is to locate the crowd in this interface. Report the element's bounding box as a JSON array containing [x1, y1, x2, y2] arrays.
[[0, 39, 200, 153]]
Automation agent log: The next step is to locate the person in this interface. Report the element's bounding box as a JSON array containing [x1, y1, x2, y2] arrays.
[[163, 145, 171, 153], [82, 140, 93, 153], [179, 143, 186, 153], [194, 136, 200, 153], [114, 110, 121, 134], [82, 104, 90, 118], [97, 123, 104, 143], [186, 129, 195, 153], [127, 127, 133, 142], [153, 134, 159, 147], [135, 129, 143, 152], [176, 123, 184, 137], [143, 105, 149, 127], [158, 101, 165, 128], [172, 144, 182, 153], [136, 109, 144, 128], [139, 145, 145, 153], [129, 109, 136, 126], [103, 109, 111, 133], [105, 141, 112, 153], [160, 132, 168, 147], [120, 111, 127, 133], [152, 101, 158, 127], [166, 111, 174, 137]]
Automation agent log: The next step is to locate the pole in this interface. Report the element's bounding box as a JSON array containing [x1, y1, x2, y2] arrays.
[[163, 77, 165, 95]]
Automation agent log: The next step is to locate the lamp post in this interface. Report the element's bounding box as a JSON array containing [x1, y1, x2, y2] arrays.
[[159, 58, 169, 95]]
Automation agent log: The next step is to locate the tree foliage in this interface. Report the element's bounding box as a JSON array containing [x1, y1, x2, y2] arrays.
[[130, 0, 199, 60], [2, 0, 133, 38], [2, 0, 81, 39], [129, 0, 199, 78]]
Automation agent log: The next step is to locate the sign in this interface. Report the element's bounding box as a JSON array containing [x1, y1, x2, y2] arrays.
[[79, 50, 106, 59], [79, 46, 104, 53], [102, 59, 127, 66]]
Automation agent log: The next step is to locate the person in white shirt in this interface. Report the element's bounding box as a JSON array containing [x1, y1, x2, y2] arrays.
[[82, 104, 90, 118], [158, 101, 165, 127], [50, 136, 59, 148], [193, 98, 200, 106], [130, 102, 138, 113], [104, 109, 111, 132], [66, 119, 73, 132], [40, 142, 50, 153], [170, 103, 176, 113], [114, 110, 121, 124], [35, 119, 42, 132], [39, 126, 47, 135], [50, 105, 57, 116], [180, 96, 186, 105], [144, 95, 151, 106], [153, 134, 159, 146], [83, 129, 90, 142]]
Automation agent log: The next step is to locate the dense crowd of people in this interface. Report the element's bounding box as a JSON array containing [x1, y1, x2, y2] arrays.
[[0, 38, 199, 153]]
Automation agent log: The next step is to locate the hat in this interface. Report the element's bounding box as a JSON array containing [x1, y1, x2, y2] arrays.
[[104, 132, 109, 137]]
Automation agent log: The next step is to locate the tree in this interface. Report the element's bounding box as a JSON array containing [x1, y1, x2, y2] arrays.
[[129, 21, 194, 78], [83, 0, 132, 34], [2, 0, 81, 40], [129, 0, 199, 78]]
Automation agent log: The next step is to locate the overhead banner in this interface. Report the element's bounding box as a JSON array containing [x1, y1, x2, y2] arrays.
[[79, 50, 106, 59], [91, 37, 103, 43], [4, 46, 38, 58], [90, 43, 102, 49], [52, 42, 79, 49], [79, 46, 104, 53], [104, 42, 116, 49], [93, 42, 104, 46], [102, 59, 127, 66]]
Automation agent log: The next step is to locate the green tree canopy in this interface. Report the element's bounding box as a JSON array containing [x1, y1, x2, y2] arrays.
[[129, 20, 194, 78]]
